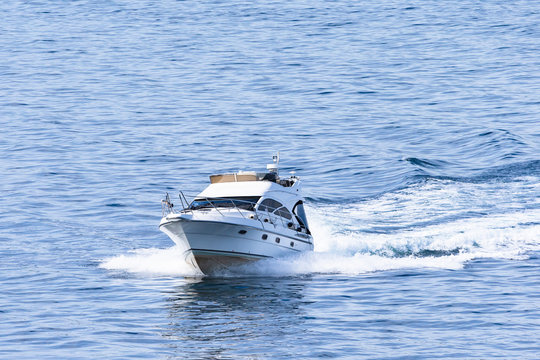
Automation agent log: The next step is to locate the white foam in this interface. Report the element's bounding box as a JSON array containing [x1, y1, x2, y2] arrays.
[[99, 246, 201, 277], [234, 251, 474, 276], [100, 177, 539, 277]]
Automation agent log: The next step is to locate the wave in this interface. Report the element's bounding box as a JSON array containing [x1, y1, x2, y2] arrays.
[[100, 174, 539, 277], [308, 159, 540, 204], [403, 157, 450, 169], [411, 159, 540, 184]]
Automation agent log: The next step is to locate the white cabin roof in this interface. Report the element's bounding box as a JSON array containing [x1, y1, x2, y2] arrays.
[[197, 179, 301, 199]]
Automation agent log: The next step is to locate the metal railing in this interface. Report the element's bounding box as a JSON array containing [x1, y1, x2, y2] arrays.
[[161, 192, 303, 232]]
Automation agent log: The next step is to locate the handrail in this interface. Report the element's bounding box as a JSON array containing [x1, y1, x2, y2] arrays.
[[170, 193, 300, 231], [207, 198, 225, 216], [229, 199, 246, 219], [178, 191, 192, 213]]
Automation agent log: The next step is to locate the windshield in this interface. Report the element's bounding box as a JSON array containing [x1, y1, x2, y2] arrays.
[[189, 197, 260, 211]]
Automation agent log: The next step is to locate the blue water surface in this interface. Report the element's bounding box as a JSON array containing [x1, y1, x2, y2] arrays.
[[1, 0, 539, 359]]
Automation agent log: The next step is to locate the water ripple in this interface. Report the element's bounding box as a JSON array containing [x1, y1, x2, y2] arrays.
[[1, 0, 539, 359]]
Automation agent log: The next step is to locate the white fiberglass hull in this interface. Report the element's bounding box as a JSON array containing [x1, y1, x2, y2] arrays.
[[159, 214, 313, 274]]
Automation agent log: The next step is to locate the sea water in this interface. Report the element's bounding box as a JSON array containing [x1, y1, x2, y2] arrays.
[[1, 1, 539, 359]]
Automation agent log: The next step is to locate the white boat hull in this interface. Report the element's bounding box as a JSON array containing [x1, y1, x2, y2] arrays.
[[159, 216, 313, 274]]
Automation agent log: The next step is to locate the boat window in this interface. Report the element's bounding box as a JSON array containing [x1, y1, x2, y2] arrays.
[[293, 201, 310, 233], [274, 206, 292, 220], [258, 198, 293, 220], [258, 198, 284, 213], [189, 197, 260, 211]]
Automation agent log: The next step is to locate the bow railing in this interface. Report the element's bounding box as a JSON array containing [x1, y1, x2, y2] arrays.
[[161, 192, 304, 232]]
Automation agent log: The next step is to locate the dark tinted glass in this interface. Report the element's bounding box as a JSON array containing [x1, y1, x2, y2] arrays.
[[258, 198, 283, 212], [275, 206, 292, 220], [293, 201, 310, 230], [190, 197, 260, 211]]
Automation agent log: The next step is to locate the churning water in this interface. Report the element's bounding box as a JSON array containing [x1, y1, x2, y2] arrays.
[[1, 0, 539, 359]]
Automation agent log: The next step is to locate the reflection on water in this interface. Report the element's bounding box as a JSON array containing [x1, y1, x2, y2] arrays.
[[161, 277, 311, 359]]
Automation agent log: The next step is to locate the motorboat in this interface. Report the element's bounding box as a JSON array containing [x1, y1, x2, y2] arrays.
[[159, 154, 313, 274]]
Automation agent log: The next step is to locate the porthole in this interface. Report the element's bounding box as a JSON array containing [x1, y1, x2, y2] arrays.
[[262, 234, 268, 240], [238, 230, 247, 235], [275, 237, 280, 244], [290, 241, 294, 247]]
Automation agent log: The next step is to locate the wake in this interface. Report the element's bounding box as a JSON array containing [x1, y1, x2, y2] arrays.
[[100, 176, 539, 277]]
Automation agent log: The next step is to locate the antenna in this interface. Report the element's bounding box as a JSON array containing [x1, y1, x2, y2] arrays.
[[267, 151, 280, 174]]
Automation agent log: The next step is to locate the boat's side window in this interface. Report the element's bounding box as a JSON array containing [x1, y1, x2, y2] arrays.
[[274, 206, 292, 220], [259, 198, 293, 220], [258, 198, 283, 213]]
